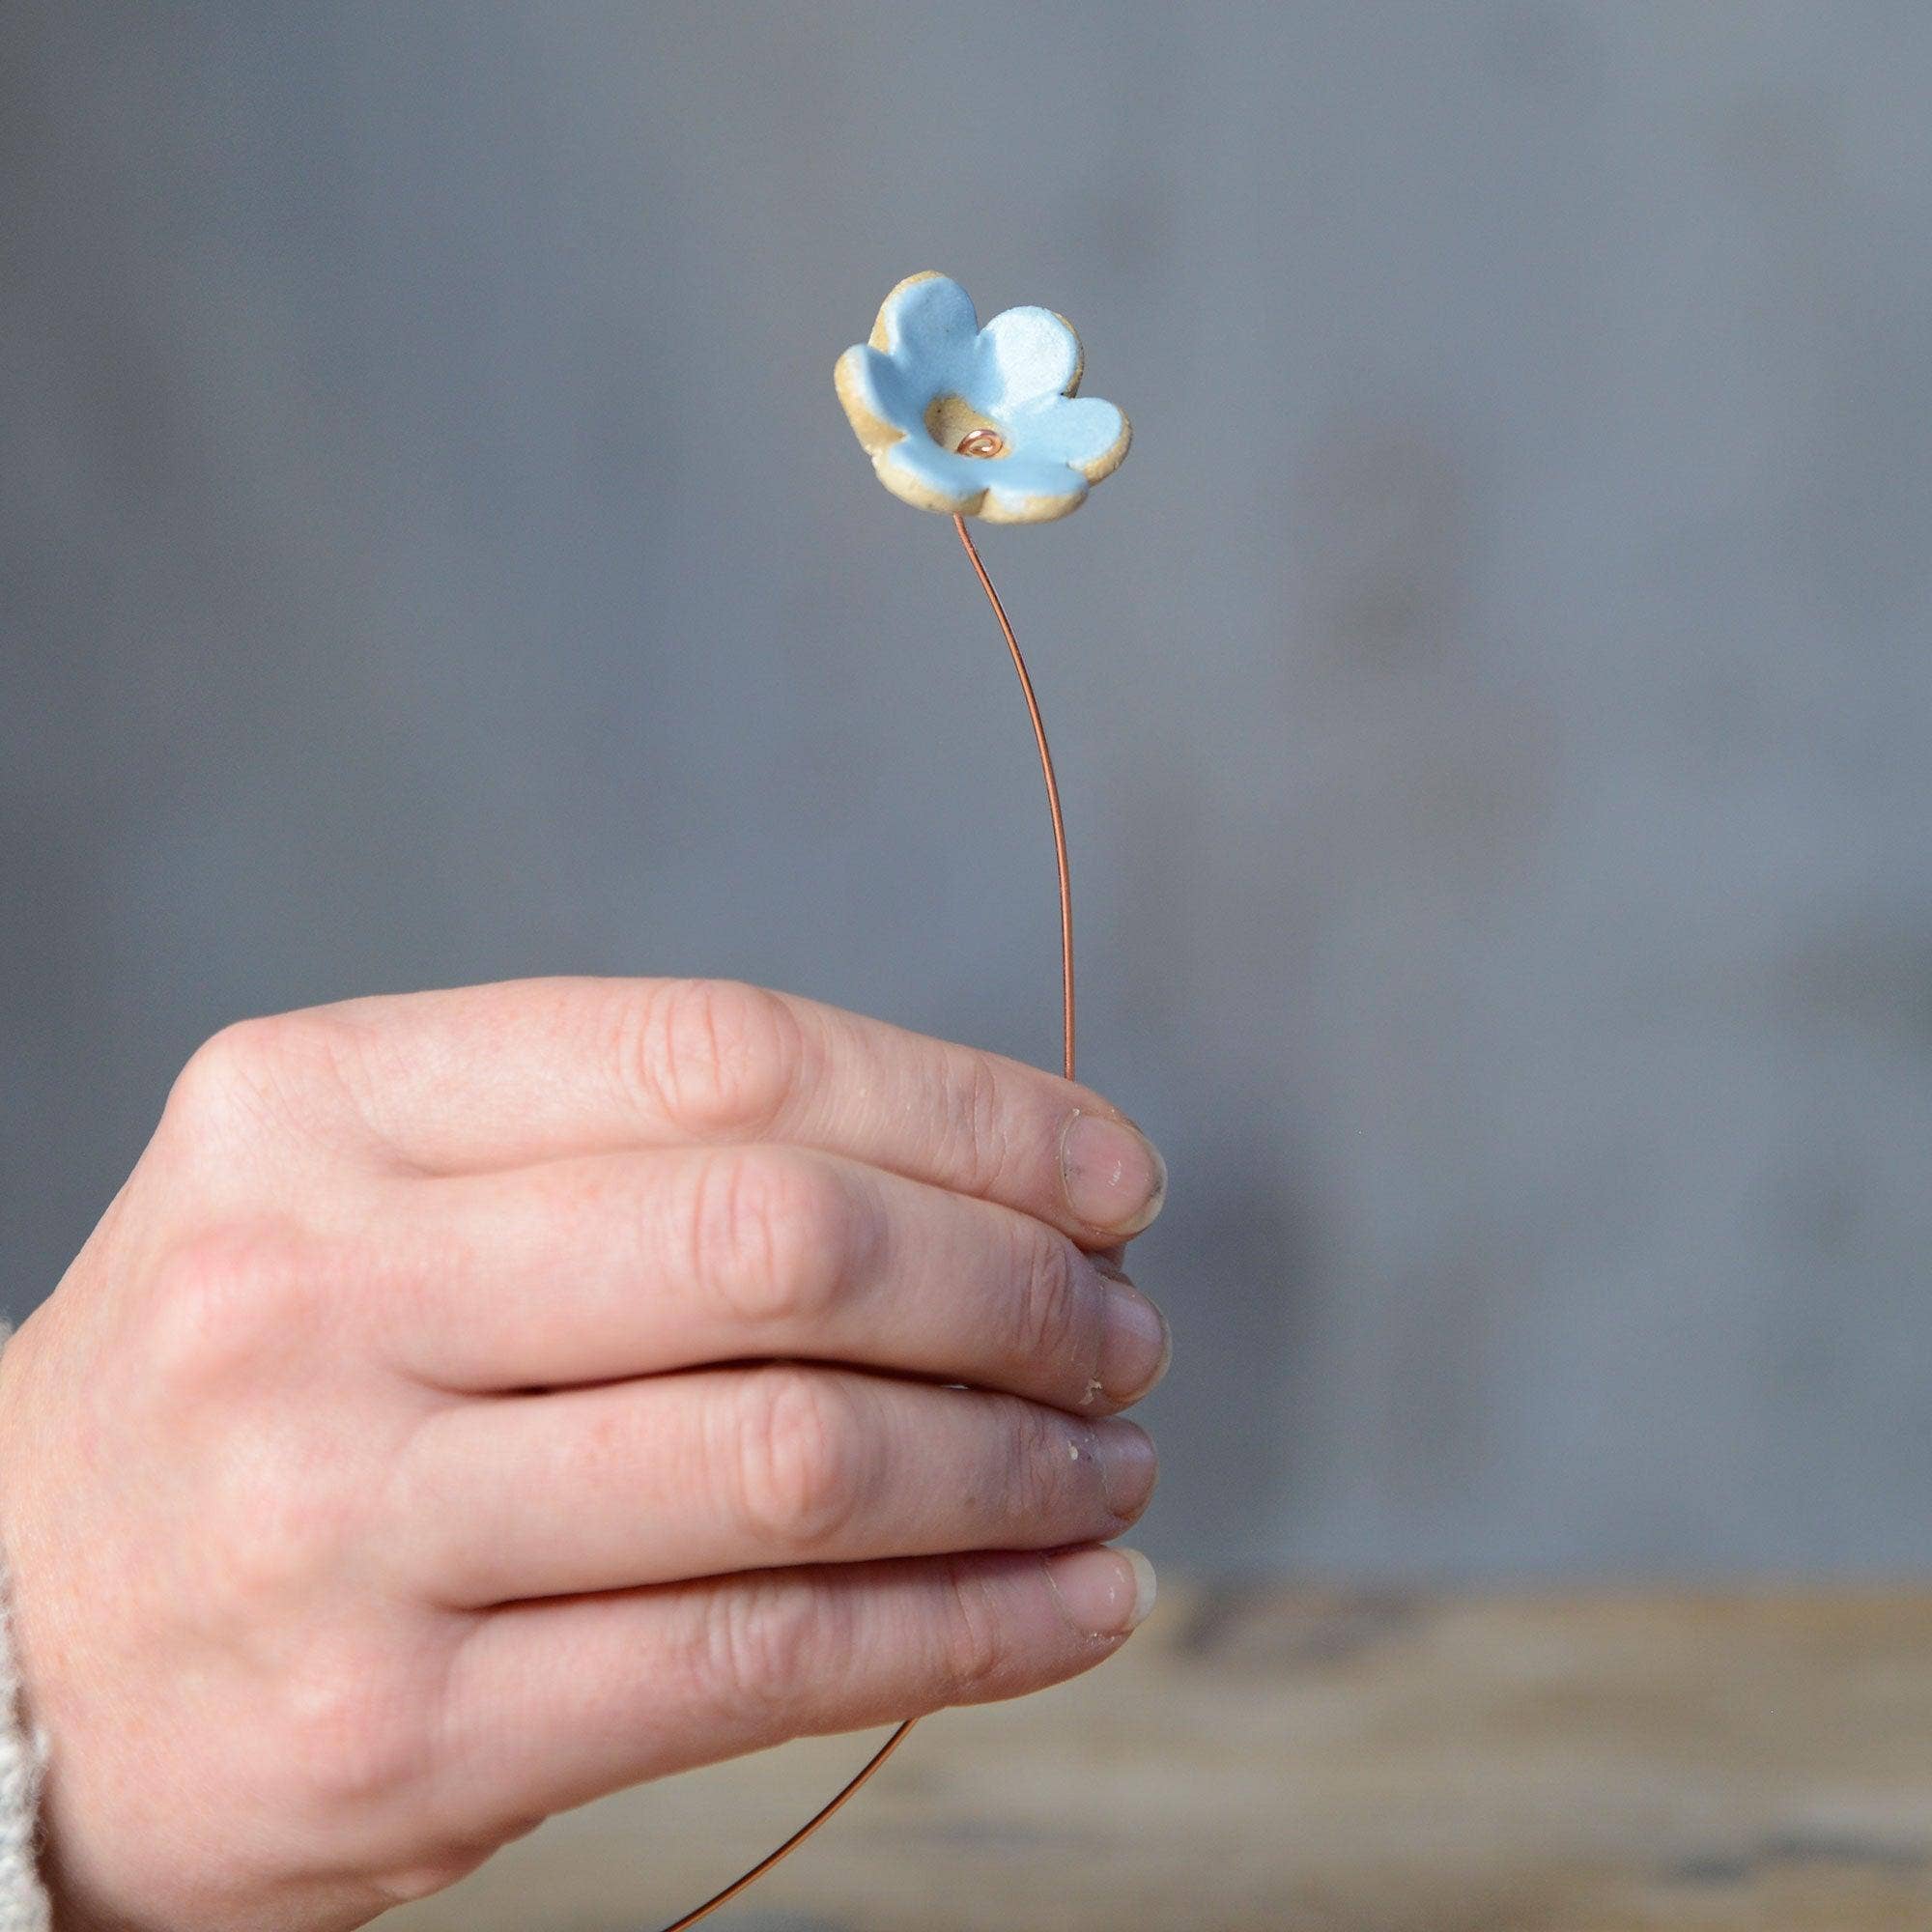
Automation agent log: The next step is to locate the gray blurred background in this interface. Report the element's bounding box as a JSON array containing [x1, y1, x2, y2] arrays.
[[4, 3, 1930, 1577]]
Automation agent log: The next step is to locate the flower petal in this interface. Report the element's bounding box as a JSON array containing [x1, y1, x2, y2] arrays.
[[875, 436, 981, 516], [869, 272, 979, 371], [875, 438, 1087, 523], [1007, 395, 1131, 483], [835, 344, 923, 453], [975, 306, 1083, 412], [980, 452, 1089, 525]]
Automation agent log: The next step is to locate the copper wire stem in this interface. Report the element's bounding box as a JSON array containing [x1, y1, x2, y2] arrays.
[[953, 512, 1077, 1083], [652, 513, 1076, 1929], [652, 1719, 916, 1932]]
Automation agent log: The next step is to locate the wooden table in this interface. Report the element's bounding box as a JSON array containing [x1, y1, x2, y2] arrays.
[[390, 1583, 1932, 1931]]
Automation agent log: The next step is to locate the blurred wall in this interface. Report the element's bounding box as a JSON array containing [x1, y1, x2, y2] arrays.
[[4, 2, 1930, 1575]]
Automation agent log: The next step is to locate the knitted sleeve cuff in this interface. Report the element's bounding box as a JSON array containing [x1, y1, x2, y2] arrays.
[[0, 1594, 49, 1931], [0, 1327, 51, 1930]]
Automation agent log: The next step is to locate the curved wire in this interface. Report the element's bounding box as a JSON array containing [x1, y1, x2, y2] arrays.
[[651, 508, 1075, 1928], [952, 513, 1076, 1083], [651, 1719, 917, 1932]]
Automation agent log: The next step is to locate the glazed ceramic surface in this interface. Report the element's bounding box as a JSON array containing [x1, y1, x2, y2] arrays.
[[836, 271, 1130, 523]]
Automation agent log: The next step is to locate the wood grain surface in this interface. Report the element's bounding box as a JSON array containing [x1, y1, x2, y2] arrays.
[[388, 1583, 1932, 1931]]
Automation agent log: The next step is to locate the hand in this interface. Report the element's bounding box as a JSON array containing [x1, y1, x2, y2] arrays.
[[0, 977, 1169, 1931]]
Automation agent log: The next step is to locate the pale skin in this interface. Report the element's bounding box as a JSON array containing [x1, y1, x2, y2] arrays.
[[0, 976, 1170, 1931]]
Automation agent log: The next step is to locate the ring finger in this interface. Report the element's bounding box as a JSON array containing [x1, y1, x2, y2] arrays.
[[394, 1364, 1158, 1607]]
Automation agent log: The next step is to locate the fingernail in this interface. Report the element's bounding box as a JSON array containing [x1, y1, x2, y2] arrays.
[[1044, 1546, 1158, 1636], [1060, 1112, 1167, 1236], [1097, 1277, 1172, 1406], [1089, 1416, 1158, 1519]]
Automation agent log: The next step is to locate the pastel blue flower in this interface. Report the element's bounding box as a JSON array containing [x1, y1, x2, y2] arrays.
[[836, 272, 1131, 525]]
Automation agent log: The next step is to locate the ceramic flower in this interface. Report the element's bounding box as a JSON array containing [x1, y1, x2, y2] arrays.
[[835, 271, 1131, 524]]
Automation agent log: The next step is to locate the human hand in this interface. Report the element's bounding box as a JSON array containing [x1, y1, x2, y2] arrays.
[[0, 978, 1168, 1930]]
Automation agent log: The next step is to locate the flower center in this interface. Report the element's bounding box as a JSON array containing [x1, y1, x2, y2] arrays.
[[924, 392, 1006, 459]]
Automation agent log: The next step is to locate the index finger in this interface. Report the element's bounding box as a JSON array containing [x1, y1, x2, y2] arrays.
[[298, 976, 1167, 1244]]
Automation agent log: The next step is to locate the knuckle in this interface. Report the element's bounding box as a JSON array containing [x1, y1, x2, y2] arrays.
[[687, 1147, 851, 1331], [631, 978, 809, 1140], [938, 1048, 1017, 1197], [164, 1011, 349, 1145], [206, 1512, 308, 1630], [279, 1645, 434, 1817], [932, 1554, 1008, 1705], [173, 1014, 289, 1100], [701, 1577, 838, 1733], [1002, 1227, 1088, 1390], [732, 1367, 869, 1556], [1002, 1398, 1074, 1532], [204, 1462, 351, 1634], [136, 1229, 374, 1626], [372, 1850, 497, 1911], [141, 1221, 326, 1402]]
